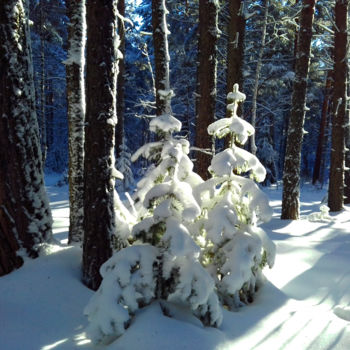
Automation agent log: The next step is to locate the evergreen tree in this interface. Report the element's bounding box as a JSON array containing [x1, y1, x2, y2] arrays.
[[0, 0, 52, 275], [281, 0, 316, 220], [84, 94, 222, 345], [65, 0, 86, 243], [328, 0, 348, 212], [82, 0, 121, 290], [194, 84, 275, 308]]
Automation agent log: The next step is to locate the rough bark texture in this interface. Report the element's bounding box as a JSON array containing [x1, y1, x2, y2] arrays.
[[66, 0, 86, 244], [226, 0, 245, 101], [82, 0, 119, 290], [152, 0, 171, 116], [0, 0, 53, 276], [225, 0, 245, 149], [250, 0, 269, 156], [116, 0, 125, 159], [345, 109, 350, 204], [312, 71, 333, 185], [328, 0, 348, 212], [194, 0, 218, 180], [281, 0, 315, 220]]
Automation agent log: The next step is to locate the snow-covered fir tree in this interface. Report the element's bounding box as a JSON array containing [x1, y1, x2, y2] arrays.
[[84, 94, 222, 345], [116, 138, 134, 192], [193, 84, 276, 309]]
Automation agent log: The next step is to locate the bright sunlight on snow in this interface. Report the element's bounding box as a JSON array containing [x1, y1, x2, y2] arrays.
[[0, 175, 349, 350]]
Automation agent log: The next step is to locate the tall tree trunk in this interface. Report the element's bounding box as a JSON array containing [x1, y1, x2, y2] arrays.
[[82, 0, 119, 290], [281, 0, 316, 220], [0, 0, 52, 276], [345, 106, 350, 204], [312, 71, 333, 185], [66, 0, 86, 244], [328, 0, 348, 212], [152, 0, 171, 116], [194, 0, 218, 180], [39, 0, 47, 164], [226, 0, 245, 105], [116, 0, 126, 159], [225, 0, 245, 148], [250, 0, 269, 156]]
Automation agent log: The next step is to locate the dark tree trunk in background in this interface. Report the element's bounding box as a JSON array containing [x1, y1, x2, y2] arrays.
[[194, 0, 218, 180], [152, 0, 171, 116], [281, 0, 316, 220], [250, 0, 269, 156], [345, 108, 350, 204], [328, 0, 348, 212], [83, 0, 119, 290], [39, 0, 47, 163], [312, 71, 333, 185], [0, 0, 52, 276], [226, 0, 245, 104], [66, 0, 86, 244], [225, 0, 246, 149], [116, 0, 126, 159]]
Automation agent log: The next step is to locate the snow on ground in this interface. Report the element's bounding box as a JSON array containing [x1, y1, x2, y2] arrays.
[[1, 176, 350, 350]]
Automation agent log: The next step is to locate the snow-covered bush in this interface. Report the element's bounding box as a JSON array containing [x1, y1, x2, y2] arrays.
[[193, 84, 276, 309], [84, 93, 222, 345]]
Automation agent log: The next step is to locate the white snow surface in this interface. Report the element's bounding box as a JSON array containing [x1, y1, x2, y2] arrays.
[[1, 175, 350, 350]]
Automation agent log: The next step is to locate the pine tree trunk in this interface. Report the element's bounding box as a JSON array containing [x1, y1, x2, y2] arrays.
[[345, 109, 350, 204], [66, 0, 86, 244], [0, 0, 53, 276], [194, 0, 218, 180], [152, 0, 171, 116], [281, 0, 316, 220], [312, 71, 333, 185], [83, 0, 119, 290], [116, 0, 126, 159], [328, 0, 348, 212], [250, 0, 269, 156], [39, 0, 47, 164], [225, 0, 245, 149], [226, 0, 245, 103]]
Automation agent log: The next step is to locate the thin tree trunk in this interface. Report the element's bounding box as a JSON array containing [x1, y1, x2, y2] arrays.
[[250, 0, 269, 156], [0, 0, 52, 275], [83, 0, 119, 290], [226, 0, 245, 105], [116, 0, 125, 159], [39, 1, 47, 164], [194, 0, 218, 180], [328, 0, 348, 212], [281, 0, 316, 220], [312, 71, 333, 185], [66, 0, 86, 244], [152, 0, 171, 116]]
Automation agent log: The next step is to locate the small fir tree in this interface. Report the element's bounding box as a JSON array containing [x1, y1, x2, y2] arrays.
[[84, 95, 222, 345], [193, 84, 276, 309]]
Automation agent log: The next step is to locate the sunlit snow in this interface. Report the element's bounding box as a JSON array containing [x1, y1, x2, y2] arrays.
[[0, 176, 350, 349]]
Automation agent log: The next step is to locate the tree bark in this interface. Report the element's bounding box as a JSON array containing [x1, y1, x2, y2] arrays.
[[152, 0, 171, 116], [312, 71, 333, 185], [281, 0, 316, 220], [66, 0, 86, 244], [116, 0, 126, 159], [328, 0, 348, 212], [250, 0, 269, 156], [83, 0, 119, 290], [226, 0, 245, 103], [194, 0, 218, 180], [0, 0, 53, 276]]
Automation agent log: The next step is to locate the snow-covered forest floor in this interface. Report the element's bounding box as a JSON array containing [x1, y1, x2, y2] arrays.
[[1, 174, 350, 350]]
